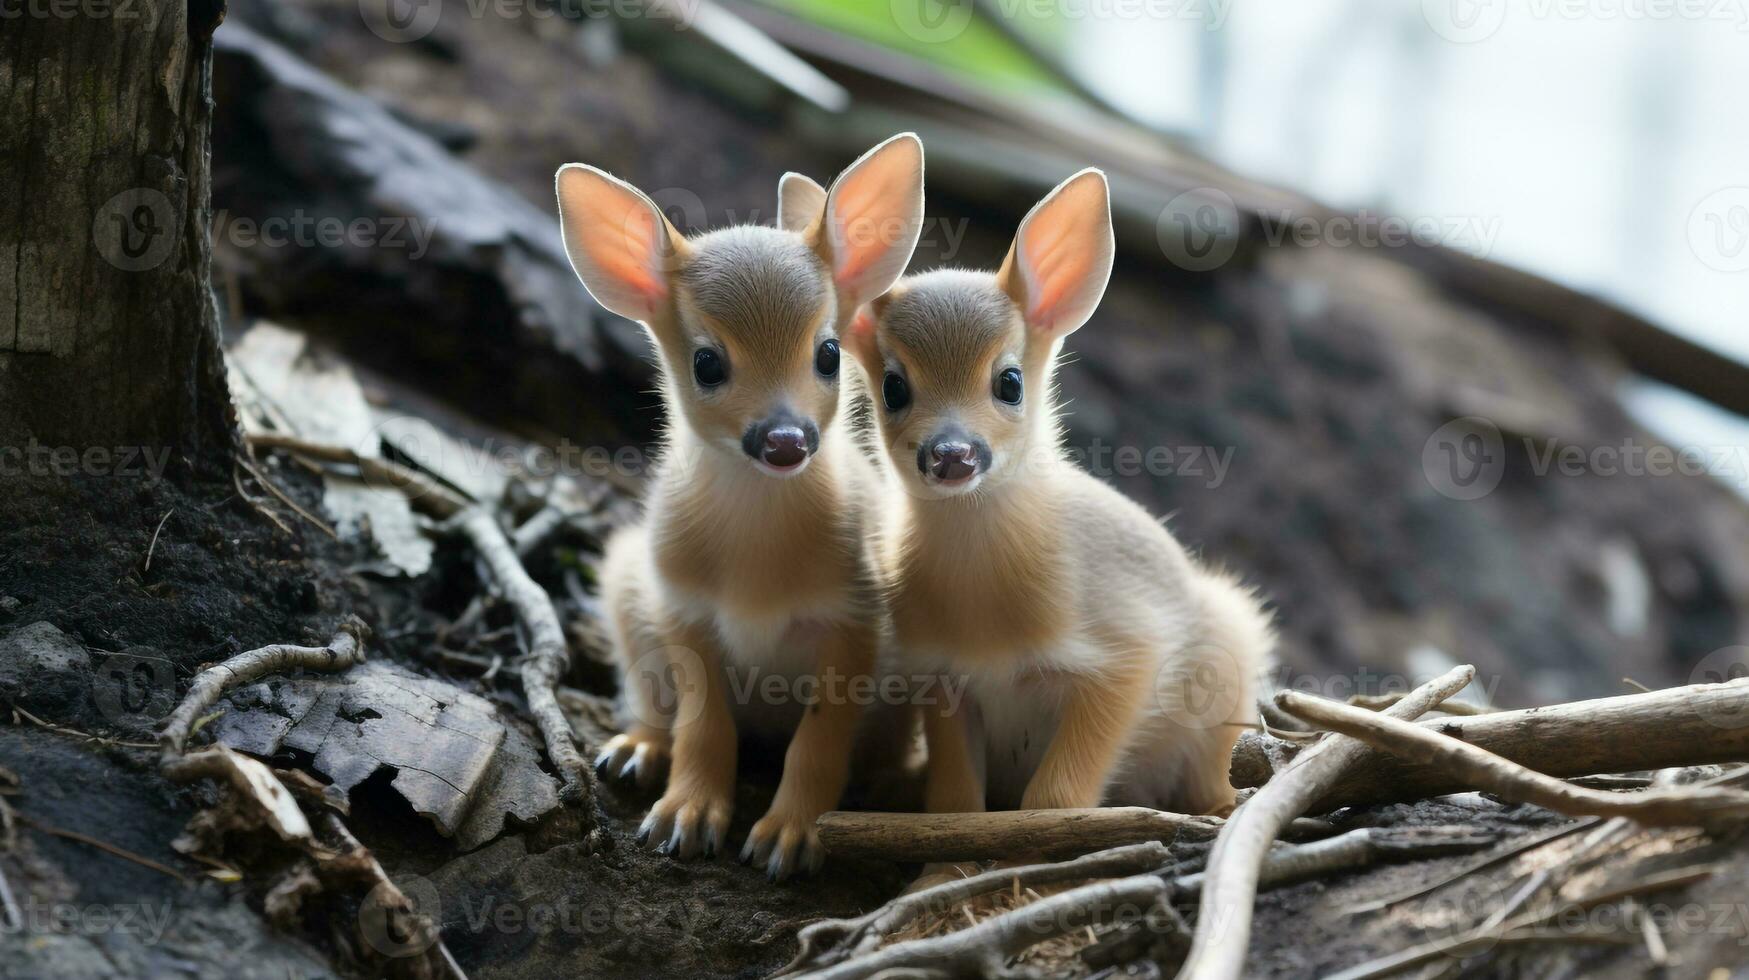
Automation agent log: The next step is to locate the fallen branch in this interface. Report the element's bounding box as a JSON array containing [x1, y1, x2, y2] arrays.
[[456, 507, 599, 823], [805, 873, 1170, 979], [1178, 665, 1476, 980], [1231, 678, 1749, 809], [160, 619, 369, 758], [814, 808, 1333, 864], [1275, 691, 1749, 830], [1171, 825, 1496, 895], [782, 842, 1172, 975], [247, 432, 469, 518]]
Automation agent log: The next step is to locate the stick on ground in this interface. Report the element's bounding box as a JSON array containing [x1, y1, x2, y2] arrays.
[[808, 873, 1171, 980], [815, 808, 1336, 865], [1178, 665, 1477, 980], [456, 507, 600, 819], [159, 619, 369, 758], [1275, 691, 1749, 830], [782, 842, 1172, 975], [1230, 678, 1749, 808]]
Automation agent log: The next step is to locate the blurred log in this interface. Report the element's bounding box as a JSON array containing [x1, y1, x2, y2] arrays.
[[211, 26, 654, 443]]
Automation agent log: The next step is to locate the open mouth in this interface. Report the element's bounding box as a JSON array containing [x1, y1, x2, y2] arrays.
[[924, 469, 982, 494]]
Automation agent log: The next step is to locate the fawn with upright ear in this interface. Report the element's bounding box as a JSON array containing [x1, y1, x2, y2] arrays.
[[554, 135, 925, 878], [845, 169, 1273, 821]]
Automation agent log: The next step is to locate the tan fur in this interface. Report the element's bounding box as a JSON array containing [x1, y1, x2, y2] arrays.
[[557, 136, 926, 878], [850, 171, 1275, 828]]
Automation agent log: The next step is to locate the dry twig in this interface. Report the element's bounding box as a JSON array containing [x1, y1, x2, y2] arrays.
[[1230, 678, 1749, 808], [455, 507, 599, 821], [782, 842, 1171, 975], [1276, 691, 1749, 830], [803, 873, 1170, 979], [160, 619, 369, 758], [1179, 665, 1477, 980], [815, 807, 1334, 864]]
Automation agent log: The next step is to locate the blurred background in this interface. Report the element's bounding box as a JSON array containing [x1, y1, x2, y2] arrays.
[[213, 0, 1749, 704]]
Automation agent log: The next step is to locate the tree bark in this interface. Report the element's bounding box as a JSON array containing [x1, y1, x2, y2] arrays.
[[0, 0, 235, 467]]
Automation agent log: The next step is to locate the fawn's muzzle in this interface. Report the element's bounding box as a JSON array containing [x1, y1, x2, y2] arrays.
[[917, 428, 991, 483], [743, 412, 820, 470]]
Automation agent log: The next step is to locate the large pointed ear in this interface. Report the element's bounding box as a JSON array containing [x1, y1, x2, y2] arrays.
[[996, 169, 1114, 339], [813, 133, 925, 309], [777, 172, 826, 233], [555, 164, 687, 324]]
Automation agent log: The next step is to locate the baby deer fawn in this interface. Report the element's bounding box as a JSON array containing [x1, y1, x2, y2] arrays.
[[845, 169, 1274, 821], [554, 135, 925, 878]]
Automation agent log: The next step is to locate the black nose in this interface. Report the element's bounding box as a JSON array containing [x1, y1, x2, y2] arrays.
[[929, 442, 977, 482], [763, 426, 808, 468]]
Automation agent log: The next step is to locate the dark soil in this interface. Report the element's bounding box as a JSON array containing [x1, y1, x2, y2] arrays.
[[0, 469, 903, 979]]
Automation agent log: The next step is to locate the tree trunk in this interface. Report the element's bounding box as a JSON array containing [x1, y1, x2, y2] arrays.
[[0, 0, 235, 469]]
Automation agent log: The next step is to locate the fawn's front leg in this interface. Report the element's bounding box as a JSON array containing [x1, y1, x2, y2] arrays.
[[638, 619, 737, 858], [904, 693, 989, 893], [741, 620, 875, 880], [1020, 654, 1152, 810]]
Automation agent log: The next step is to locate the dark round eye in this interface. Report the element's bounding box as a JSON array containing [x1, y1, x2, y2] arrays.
[[693, 348, 727, 387], [882, 372, 911, 412], [994, 367, 1023, 406], [816, 339, 840, 378]]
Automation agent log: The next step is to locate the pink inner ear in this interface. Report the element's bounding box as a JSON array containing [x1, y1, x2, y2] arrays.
[[1022, 207, 1093, 331], [592, 201, 666, 304]]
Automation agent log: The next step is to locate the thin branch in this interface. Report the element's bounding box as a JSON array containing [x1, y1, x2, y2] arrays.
[[247, 432, 469, 518], [809, 873, 1170, 979], [782, 842, 1171, 975], [1178, 665, 1477, 980], [16, 814, 190, 885], [456, 507, 599, 821], [1275, 691, 1749, 830], [159, 620, 369, 758]]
